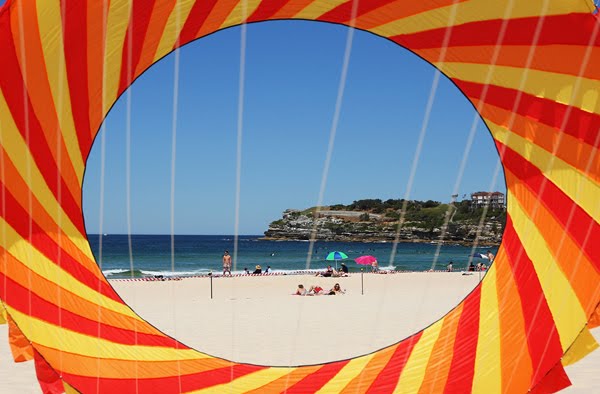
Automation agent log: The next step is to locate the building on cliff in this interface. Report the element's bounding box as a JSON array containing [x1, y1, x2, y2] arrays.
[[470, 191, 505, 209]]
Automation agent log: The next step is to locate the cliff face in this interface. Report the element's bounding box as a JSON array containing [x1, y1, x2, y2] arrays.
[[262, 208, 504, 245]]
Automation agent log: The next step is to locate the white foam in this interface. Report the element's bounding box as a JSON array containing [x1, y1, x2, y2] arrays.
[[103, 269, 129, 276], [139, 269, 210, 277]]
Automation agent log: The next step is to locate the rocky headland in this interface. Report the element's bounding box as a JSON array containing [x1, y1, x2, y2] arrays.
[[262, 199, 505, 246]]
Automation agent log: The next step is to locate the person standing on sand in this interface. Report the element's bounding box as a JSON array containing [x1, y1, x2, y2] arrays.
[[222, 251, 232, 276], [371, 260, 379, 272]]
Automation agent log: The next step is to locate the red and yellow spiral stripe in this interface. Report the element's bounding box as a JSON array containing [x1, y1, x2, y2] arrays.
[[0, 0, 599, 392]]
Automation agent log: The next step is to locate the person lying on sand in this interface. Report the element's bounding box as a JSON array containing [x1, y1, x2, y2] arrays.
[[307, 285, 324, 296], [328, 283, 345, 295], [293, 284, 306, 296]]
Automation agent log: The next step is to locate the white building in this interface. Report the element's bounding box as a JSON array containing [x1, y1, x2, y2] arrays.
[[471, 191, 505, 209]]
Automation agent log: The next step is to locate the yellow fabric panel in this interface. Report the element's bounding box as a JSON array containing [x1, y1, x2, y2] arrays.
[[507, 189, 588, 350], [0, 303, 6, 325], [36, 0, 85, 185], [437, 63, 600, 114], [562, 327, 599, 366], [316, 355, 376, 393], [63, 382, 80, 394], [295, 0, 348, 20], [7, 306, 210, 362], [102, 0, 132, 115], [192, 367, 293, 393], [490, 123, 600, 223], [472, 266, 501, 394], [394, 319, 444, 393], [221, 0, 262, 28], [0, 91, 94, 262], [1, 219, 142, 322], [153, 0, 197, 63], [371, 0, 590, 38]]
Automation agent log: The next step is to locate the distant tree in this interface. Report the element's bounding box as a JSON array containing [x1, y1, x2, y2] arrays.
[[383, 199, 404, 210], [352, 199, 383, 211], [423, 200, 441, 208]]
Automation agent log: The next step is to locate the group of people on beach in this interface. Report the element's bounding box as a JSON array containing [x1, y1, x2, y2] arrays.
[[446, 250, 494, 272], [243, 265, 271, 275], [222, 250, 272, 276], [315, 262, 349, 277], [294, 283, 345, 296]]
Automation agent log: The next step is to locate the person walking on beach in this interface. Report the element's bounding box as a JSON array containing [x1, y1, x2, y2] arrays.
[[222, 251, 232, 276]]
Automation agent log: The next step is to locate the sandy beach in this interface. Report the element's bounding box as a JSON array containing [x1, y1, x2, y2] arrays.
[[0, 272, 597, 392]]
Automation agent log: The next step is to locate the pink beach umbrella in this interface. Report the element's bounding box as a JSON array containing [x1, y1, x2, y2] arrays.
[[355, 255, 377, 266]]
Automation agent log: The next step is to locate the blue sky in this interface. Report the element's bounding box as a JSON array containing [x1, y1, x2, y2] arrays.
[[26, 17, 504, 235]]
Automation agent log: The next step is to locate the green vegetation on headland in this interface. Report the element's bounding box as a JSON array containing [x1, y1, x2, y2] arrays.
[[263, 198, 506, 245]]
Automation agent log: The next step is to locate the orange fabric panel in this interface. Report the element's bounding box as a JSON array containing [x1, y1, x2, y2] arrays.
[[339, 345, 398, 393], [134, 0, 176, 77], [495, 249, 533, 393], [244, 365, 321, 394], [589, 303, 600, 329], [35, 343, 233, 379], [7, 314, 33, 362], [85, 0, 108, 139], [417, 304, 463, 394], [197, 0, 240, 37], [415, 44, 600, 81], [353, 0, 467, 31], [270, 0, 314, 19]]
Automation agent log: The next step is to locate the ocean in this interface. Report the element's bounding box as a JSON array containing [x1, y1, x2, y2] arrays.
[[89, 235, 497, 279]]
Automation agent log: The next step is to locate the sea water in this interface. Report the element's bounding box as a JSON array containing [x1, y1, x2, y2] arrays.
[[88, 235, 497, 279]]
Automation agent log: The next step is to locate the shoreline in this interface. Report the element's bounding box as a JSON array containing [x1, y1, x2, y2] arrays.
[[259, 236, 501, 247]]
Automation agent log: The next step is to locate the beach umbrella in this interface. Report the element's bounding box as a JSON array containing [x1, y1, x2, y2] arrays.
[[325, 251, 348, 270], [354, 255, 377, 266]]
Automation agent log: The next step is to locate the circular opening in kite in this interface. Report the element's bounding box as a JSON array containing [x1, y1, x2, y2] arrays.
[[82, 21, 506, 365]]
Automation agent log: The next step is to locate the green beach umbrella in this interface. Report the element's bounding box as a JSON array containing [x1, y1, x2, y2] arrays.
[[325, 251, 348, 270]]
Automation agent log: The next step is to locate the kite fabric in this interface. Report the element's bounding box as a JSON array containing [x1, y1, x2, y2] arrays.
[[0, 0, 599, 392]]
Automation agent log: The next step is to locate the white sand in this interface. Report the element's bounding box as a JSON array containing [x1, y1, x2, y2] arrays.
[[0, 272, 597, 392]]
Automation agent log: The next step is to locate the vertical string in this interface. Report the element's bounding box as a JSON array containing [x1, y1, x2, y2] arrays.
[[230, 1, 249, 388], [96, 1, 109, 391], [124, 3, 139, 392], [387, 0, 462, 268], [232, 6, 248, 274], [169, 4, 183, 392], [170, 47, 180, 275], [15, 0, 34, 353], [304, 1, 359, 270], [55, 0, 68, 377]]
